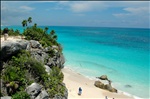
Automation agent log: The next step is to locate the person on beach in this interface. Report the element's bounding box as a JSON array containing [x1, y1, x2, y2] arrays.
[[78, 87, 82, 95], [3, 28, 9, 40], [105, 96, 108, 99]]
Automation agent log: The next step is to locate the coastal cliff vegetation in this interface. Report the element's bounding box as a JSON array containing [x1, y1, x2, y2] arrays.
[[1, 17, 67, 99]]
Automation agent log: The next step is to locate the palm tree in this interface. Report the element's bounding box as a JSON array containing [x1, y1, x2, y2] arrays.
[[28, 17, 32, 26], [50, 30, 55, 35], [34, 23, 37, 28], [22, 20, 27, 27], [44, 27, 49, 33], [53, 35, 57, 40]]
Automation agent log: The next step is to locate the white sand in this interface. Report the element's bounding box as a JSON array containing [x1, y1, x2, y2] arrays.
[[62, 67, 134, 99]]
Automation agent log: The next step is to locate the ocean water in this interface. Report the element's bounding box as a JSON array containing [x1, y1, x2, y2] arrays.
[[1, 26, 150, 98]]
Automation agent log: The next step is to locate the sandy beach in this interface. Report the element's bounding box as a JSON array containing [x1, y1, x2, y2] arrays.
[[62, 67, 134, 99]]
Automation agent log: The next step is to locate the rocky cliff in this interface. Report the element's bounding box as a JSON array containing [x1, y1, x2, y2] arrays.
[[1, 39, 68, 99]]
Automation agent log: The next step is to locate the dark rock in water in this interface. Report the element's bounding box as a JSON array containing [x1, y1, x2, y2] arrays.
[[94, 81, 105, 89], [125, 85, 132, 88], [97, 75, 108, 80]]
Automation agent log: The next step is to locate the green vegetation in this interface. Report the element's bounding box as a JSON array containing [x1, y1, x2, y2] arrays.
[[2, 50, 65, 97], [22, 17, 59, 48], [1, 17, 65, 98], [44, 67, 65, 98], [12, 91, 30, 99], [2, 50, 32, 95], [1, 28, 21, 36]]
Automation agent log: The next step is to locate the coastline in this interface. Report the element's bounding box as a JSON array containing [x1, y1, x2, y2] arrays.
[[62, 67, 135, 99]]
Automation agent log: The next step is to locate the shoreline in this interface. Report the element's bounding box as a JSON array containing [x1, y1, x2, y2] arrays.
[[62, 67, 142, 99]]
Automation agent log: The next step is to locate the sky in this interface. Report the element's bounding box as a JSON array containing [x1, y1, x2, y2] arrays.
[[1, 1, 150, 28]]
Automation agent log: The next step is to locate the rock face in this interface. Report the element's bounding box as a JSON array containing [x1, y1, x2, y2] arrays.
[[1, 40, 29, 60], [26, 83, 49, 99], [1, 39, 65, 69]]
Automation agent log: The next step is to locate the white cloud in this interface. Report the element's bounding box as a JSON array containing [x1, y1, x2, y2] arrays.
[[124, 7, 149, 14], [113, 6, 149, 18], [56, 1, 107, 13], [20, 6, 34, 11]]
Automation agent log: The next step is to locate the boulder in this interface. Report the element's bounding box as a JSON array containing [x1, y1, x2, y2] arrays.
[[97, 75, 108, 80], [1, 40, 29, 60], [25, 83, 42, 99], [44, 46, 51, 52], [47, 58, 56, 68], [104, 84, 112, 91], [94, 81, 105, 89], [0, 79, 8, 96], [44, 65, 52, 74], [29, 40, 41, 49], [0, 96, 12, 99], [104, 84, 117, 93], [30, 49, 49, 64], [110, 88, 117, 93], [35, 90, 49, 99]]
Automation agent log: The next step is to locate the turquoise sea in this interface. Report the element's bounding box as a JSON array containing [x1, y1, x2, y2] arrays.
[[1, 26, 150, 98]]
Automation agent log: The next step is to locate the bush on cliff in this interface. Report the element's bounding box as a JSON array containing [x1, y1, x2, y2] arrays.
[[44, 67, 65, 98], [1, 28, 21, 36], [12, 91, 30, 99], [2, 49, 65, 97], [22, 20, 59, 48]]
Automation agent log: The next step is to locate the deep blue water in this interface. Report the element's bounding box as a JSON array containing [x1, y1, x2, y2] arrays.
[[1, 26, 150, 98]]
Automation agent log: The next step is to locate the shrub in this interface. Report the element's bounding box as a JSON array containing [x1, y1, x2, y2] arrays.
[[44, 67, 64, 97], [26, 58, 47, 82], [12, 91, 30, 99], [23, 25, 58, 47]]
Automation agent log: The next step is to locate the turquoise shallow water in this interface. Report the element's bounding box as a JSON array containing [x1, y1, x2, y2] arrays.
[[1, 26, 150, 98]]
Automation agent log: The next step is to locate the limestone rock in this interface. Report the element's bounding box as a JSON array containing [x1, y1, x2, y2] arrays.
[[35, 90, 49, 99], [104, 84, 117, 93], [0, 96, 12, 99], [1, 40, 29, 60], [110, 88, 117, 93], [44, 65, 52, 74], [30, 50, 48, 64], [26, 83, 42, 99], [97, 75, 108, 80], [29, 40, 41, 49], [104, 84, 113, 91], [94, 81, 105, 89]]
